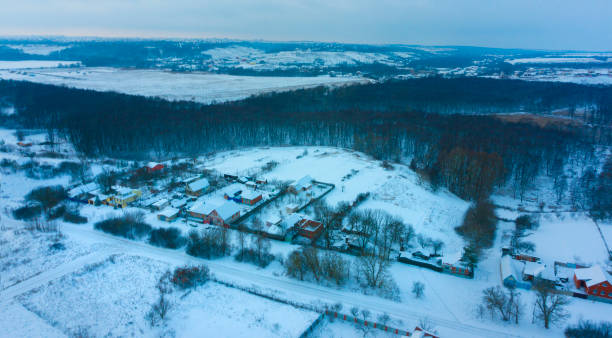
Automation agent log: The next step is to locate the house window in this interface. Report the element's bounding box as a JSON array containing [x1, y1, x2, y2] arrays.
[[592, 289, 597, 294], [601, 291, 606, 296]]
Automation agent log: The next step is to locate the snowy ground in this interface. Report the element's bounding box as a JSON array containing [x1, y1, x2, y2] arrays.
[[13, 253, 318, 337], [0, 66, 368, 104], [206, 147, 470, 254], [2, 135, 612, 337]]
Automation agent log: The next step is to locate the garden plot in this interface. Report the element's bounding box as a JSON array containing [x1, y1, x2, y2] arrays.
[[528, 212, 609, 265]]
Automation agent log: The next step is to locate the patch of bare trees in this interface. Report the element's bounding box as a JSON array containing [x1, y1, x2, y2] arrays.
[[285, 246, 349, 285]]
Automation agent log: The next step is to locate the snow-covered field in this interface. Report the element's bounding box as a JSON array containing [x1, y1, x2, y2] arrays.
[[14, 254, 318, 337], [0, 66, 368, 104], [202, 45, 402, 68], [505, 57, 610, 65], [3, 44, 69, 55], [0, 60, 80, 70]]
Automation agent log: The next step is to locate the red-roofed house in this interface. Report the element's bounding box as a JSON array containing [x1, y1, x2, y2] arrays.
[[296, 218, 323, 239], [146, 162, 164, 173], [574, 265, 612, 299]]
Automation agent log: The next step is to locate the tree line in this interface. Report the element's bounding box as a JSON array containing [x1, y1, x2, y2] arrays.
[[1, 78, 609, 206]]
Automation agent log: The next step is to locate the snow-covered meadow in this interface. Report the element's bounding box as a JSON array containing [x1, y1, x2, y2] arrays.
[[0, 66, 368, 104]]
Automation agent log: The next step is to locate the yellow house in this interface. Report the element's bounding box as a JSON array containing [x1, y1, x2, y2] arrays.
[[111, 186, 142, 208]]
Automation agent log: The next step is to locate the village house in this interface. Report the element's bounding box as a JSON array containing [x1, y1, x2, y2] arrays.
[[500, 255, 532, 289], [187, 200, 217, 223], [288, 175, 313, 194], [574, 265, 612, 299], [187, 200, 241, 227], [145, 162, 164, 173], [207, 201, 241, 227], [296, 218, 323, 239], [240, 190, 262, 205], [186, 178, 210, 196], [111, 186, 142, 208], [158, 207, 180, 222]]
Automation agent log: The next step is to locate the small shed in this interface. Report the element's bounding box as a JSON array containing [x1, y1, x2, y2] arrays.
[[151, 198, 170, 211], [158, 207, 180, 222]]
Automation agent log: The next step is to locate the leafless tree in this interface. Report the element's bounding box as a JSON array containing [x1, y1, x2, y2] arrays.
[[285, 250, 307, 280], [412, 281, 425, 298], [481, 286, 522, 322], [534, 280, 570, 329], [356, 250, 391, 288]]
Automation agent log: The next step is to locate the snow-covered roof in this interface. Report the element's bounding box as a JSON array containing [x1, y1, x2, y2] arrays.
[[189, 200, 218, 215], [266, 215, 282, 225], [146, 162, 161, 168], [171, 198, 188, 208], [282, 213, 304, 228], [575, 266, 609, 287], [215, 201, 241, 221], [290, 175, 313, 190], [441, 251, 462, 266], [188, 178, 210, 192], [501, 255, 514, 280], [113, 186, 133, 196], [523, 261, 545, 277], [223, 185, 242, 197], [67, 182, 98, 198], [152, 198, 169, 208], [158, 207, 179, 218], [241, 190, 261, 200]]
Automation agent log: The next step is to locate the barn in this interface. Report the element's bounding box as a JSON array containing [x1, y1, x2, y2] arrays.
[[574, 265, 612, 299]]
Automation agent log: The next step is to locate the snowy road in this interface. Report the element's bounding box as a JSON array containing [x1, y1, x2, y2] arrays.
[[1, 225, 523, 338]]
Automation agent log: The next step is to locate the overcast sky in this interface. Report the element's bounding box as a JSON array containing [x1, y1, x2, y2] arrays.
[[1, 0, 611, 50]]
